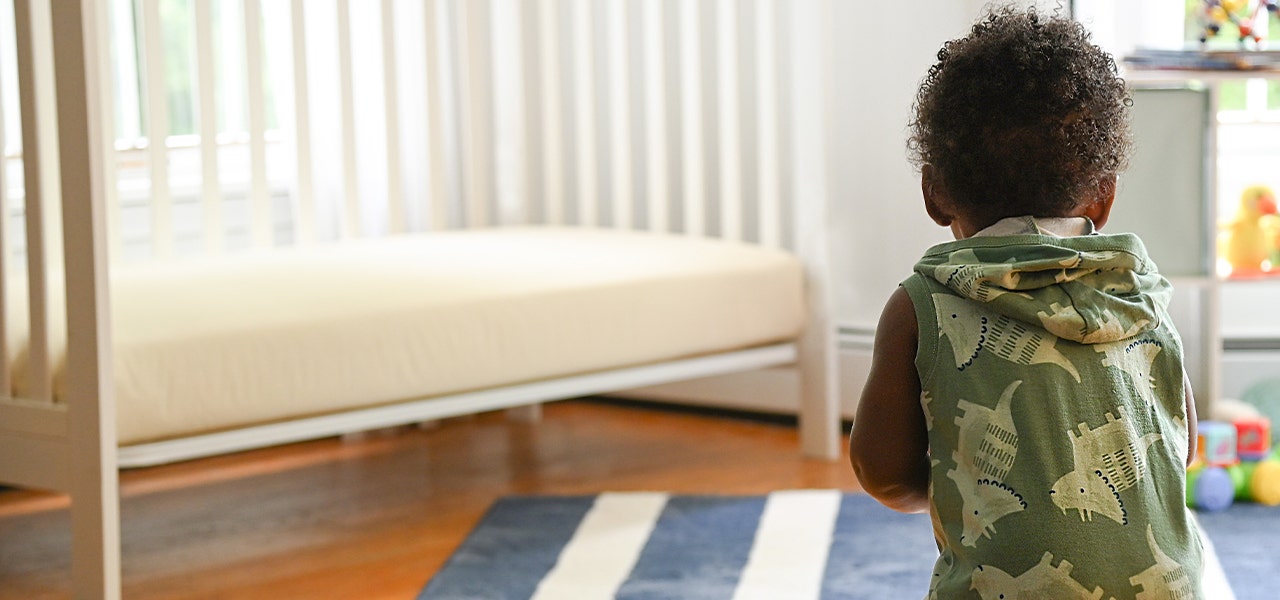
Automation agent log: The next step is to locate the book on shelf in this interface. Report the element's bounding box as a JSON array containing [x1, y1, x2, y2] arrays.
[[1124, 48, 1280, 72]]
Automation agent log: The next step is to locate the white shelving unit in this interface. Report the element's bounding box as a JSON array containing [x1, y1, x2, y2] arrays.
[[1123, 67, 1280, 408]]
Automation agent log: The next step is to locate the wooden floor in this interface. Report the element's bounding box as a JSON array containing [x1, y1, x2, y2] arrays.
[[0, 399, 859, 599]]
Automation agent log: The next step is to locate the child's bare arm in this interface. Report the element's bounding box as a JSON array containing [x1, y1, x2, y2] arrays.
[[849, 287, 931, 513], [1184, 372, 1198, 468]]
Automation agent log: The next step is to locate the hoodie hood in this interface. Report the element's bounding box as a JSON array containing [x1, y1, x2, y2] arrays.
[[914, 223, 1172, 346]]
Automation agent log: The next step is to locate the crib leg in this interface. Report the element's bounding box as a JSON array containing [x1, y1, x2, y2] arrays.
[[69, 440, 121, 599], [796, 304, 840, 460], [506, 403, 543, 423]]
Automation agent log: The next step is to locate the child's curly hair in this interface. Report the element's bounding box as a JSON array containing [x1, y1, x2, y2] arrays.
[[907, 6, 1132, 224]]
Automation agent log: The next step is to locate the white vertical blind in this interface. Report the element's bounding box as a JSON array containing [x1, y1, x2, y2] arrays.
[[195, 0, 222, 253], [517, 0, 543, 224], [336, 0, 360, 238], [755, 0, 782, 248], [423, 0, 451, 230], [536, 0, 566, 225], [715, 0, 742, 241], [605, 0, 632, 229], [288, 0, 316, 244], [243, 0, 271, 247], [28, 0, 812, 259], [459, 0, 495, 228], [641, 0, 668, 232], [677, 0, 705, 236], [571, 0, 598, 226], [381, 0, 406, 234]]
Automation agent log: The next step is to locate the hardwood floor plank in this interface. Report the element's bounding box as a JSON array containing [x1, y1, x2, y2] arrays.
[[0, 399, 858, 599]]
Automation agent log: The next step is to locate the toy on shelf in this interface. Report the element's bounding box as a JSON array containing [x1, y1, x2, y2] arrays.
[[1235, 417, 1272, 460], [1188, 416, 1280, 510], [1220, 184, 1279, 277], [1197, 420, 1239, 467], [1196, 0, 1280, 46]]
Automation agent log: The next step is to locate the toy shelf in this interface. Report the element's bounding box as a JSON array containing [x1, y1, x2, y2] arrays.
[[1121, 65, 1280, 410]]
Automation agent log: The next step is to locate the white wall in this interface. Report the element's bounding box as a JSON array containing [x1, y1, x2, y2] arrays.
[[828, 1, 973, 332], [626, 0, 1066, 417], [1072, 0, 1186, 56], [828, 0, 1060, 333]]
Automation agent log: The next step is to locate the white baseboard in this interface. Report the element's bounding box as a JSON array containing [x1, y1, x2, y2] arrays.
[[613, 328, 1280, 419]]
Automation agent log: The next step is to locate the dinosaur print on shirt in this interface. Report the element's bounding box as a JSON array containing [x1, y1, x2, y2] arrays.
[[1097, 338, 1164, 406], [1050, 407, 1162, 525], [933, 249, 1032, 303], [934, 294, 1081, 381], [1129, 525, 1196, 599], [971, 552, 1114, 600], [945, 381, 1026, 547], [1038, 302, 1152, 345]]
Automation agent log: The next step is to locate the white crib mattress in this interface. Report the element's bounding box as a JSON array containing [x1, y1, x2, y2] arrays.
[[13, 227, 805, 444]]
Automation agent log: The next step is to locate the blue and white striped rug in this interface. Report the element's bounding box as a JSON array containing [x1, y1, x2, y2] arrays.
[[420, 490, 1247, 600]]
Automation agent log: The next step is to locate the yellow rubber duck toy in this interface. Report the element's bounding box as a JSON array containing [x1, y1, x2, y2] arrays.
[[1224, 184, 1279, 276]]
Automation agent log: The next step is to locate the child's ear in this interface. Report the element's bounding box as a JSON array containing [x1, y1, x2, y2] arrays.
[[922, 165, 953, 227], [1083, 174, 1117, 229]]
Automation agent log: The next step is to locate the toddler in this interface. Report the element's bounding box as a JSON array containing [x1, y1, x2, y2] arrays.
[[848, 6, 1205, 599]]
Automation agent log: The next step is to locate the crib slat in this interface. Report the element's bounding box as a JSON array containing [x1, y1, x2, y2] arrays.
[[289, 0, 316, 244], [571, 0, 598, 226], [715, 0, 742, 241], [381, 0, 406, 234], [89, 0, 120, 267], [641, 0, 669, 232], [13, 0, 51, 405], [109, 1, 142, 145], [243, 0, 271, 247], [106, 0, 136, 258], [606, 0, 633, 229], [755, 0, 782, 248], [677, 0, 705, 236], [423, 0, 451, 230], [336, 0, 360, 237], [537, 0, 566, 225], [195, 0, 223, 253], [141, 0, 173, 258], [460, 0, 494, 228]]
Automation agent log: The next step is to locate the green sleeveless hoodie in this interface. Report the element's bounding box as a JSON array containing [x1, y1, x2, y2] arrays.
[[902, 217, 1204, 599]]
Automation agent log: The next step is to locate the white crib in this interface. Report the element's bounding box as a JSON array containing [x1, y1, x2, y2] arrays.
[[0, 0, 838, 597]]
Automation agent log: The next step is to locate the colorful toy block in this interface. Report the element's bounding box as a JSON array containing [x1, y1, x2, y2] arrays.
[[1234, 417, 1272, 461], [1198, 421, 1239, 467]]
